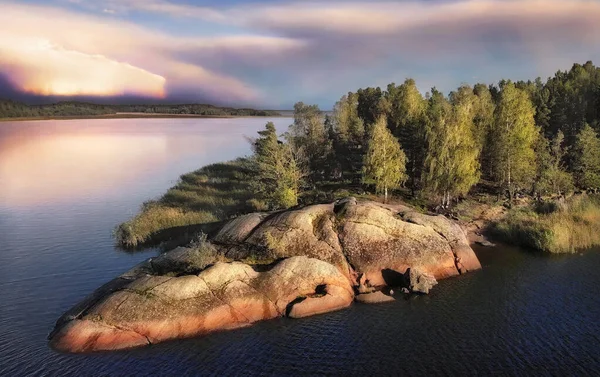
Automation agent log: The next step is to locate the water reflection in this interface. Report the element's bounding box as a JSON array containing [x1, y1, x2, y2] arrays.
[[0, 118, 291, 207]]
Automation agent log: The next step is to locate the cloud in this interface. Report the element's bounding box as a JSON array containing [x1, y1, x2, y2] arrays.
[[2, 0, 600, 108], [80, 0, 225, 21], [0, 2, 291, 104], [0, 35, 166, 97], [223, 0, 600, 102]]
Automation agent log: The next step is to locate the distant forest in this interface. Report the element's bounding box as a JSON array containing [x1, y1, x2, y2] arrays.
[[0, 100, 281, 118]]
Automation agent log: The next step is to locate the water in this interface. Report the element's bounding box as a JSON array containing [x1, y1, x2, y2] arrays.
[[1, 119, 600, 376]]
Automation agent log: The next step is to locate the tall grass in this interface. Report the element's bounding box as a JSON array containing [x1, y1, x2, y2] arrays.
[[492, 194, 600, 253], [115, 159, 256, 249]]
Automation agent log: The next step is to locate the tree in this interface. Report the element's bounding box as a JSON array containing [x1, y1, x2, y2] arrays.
[[356, 87, 385, 125], [533, 131, 574, 196], [251, 122, 304, 209], [362, 116, 407, 202], [385, 79, 427, 195], [492, 83, 538, 199], [472, 84, 496, 179], [423, 88, 480, 207], [331, 92, 365, 181], [573, 124, 600, 190], [288, 102, 331, 183]]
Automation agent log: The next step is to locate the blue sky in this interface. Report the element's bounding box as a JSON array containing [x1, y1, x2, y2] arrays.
[[1, 0, 600, 109]]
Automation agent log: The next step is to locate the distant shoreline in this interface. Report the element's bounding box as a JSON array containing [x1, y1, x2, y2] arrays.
[[0, 112, 290, 122]]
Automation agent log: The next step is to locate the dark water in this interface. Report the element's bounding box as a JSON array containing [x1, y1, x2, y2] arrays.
[[1, 119, 600, 376]]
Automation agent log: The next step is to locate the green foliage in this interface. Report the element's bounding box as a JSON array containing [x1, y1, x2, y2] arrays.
[[573, 124, 600, 189], [356, 87, 385, 125], [546, 62, 600, 150], [362, 116, 407, 202], [331, 92, 366, 181], [288, 102, 332, 183], [385, 79, 427, 193], [533, 131, 574, 196], [473, 84, 497, 179], [423, 87, 480, 206], [251, 122, 304, 210], [491, 82, 538, 198]]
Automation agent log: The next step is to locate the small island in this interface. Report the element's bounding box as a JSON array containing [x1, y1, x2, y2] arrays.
[[50, 61, 600, 353], [49, 198, 481, 352]]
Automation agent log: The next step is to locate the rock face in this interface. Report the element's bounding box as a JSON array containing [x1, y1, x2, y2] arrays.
[[49, 199, 481, 353]]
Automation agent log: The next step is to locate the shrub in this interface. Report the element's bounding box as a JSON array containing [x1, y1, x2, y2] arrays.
[[492, 194, 600, 253]]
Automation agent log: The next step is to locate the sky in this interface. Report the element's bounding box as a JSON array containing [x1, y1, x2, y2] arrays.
[[1, 0, 600, 109]]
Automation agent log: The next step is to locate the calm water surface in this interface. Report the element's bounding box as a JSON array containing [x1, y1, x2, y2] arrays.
[[1, 118, 600, 376]]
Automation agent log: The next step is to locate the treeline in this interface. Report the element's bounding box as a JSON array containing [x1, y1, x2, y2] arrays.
[[0, 100, 114, 117], [249, 61, 600, 209], [0, 100, 280, 118]]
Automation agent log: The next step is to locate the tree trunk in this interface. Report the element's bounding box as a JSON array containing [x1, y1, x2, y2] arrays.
[[507, 155, 512, 201], [384, 186, 388, 203]]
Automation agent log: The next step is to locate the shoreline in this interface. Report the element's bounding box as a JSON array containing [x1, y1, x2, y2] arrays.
[[0, 112, 289, 122]]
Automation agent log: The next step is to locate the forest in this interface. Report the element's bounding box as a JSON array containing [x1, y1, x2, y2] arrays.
[[0, 100, 280, 118], [250, 61, 600, 209]]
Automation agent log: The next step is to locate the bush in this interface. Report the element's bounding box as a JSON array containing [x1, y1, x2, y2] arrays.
[[492, 194, 600, 253]]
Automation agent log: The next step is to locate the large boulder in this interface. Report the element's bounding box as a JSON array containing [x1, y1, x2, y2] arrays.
[[49, 256, 353, 353], [49, 199, 481, 353]]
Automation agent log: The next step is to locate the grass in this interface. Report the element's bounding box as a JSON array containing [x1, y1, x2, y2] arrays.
[[115, 159, 256, 249], [491, 194, 600, 253]]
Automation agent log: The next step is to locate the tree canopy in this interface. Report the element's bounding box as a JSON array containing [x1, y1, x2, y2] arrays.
[[362, 116, 407, 202]]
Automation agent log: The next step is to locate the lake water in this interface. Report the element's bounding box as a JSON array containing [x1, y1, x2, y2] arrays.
[[1, 119, 599, 376]]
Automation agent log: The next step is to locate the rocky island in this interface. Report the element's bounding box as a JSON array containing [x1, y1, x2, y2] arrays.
[[49, 198, 481, 353]]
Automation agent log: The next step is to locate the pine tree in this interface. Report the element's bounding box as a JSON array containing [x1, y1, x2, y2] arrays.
[[356, 87, 384, 126], [362, 116, 407, 202], [533, 131, 574, 196], [288, 102, 331, 183], [492, 83, 538, 199], [423, 88, 480, 207], [386, 79, 427, 195], [472, 84, 496, 179], [331, 92, 365, 181], [573, 124, 600, 190], [252, 122, 304, 209]]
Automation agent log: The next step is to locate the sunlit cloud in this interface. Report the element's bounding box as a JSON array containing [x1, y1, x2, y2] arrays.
[[0, 2, 277, 104], [2, 0, 600, 107], [0, 36, 166, 97]]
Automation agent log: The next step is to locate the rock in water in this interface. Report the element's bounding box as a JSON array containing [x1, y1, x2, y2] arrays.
[[476, 239, 496, 248], [49, 199, 481, 353], [355, 291, 395, 304], [405, 268, 438, 294]]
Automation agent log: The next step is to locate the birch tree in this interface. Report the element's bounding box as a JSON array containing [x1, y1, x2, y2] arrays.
[[362, 116, 407, 202], [423, 88, 480, 207], [573, 124, 600, 190], [492, 83, 538, 199]]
